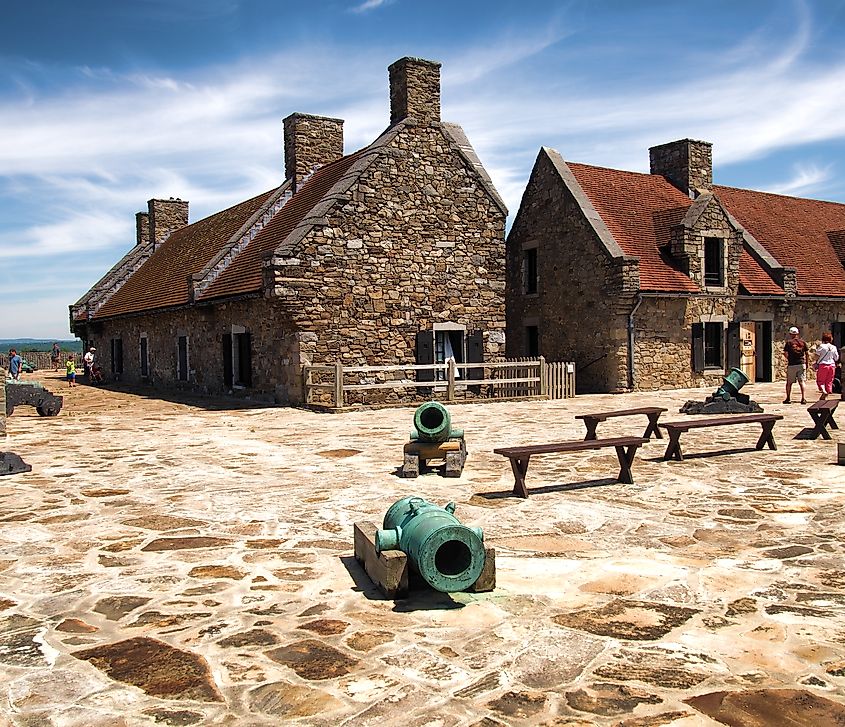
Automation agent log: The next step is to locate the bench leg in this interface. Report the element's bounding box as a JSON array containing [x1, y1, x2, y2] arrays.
[[582, 418, 599, 441], [756, 421, 778, 450], [829, 413, 838, 430], [643, 413, 663, 439], [663, 431, 683, 461], [509, 456, 531, 498], [808, 411, 831, 440], [615, 444, 639, 484]]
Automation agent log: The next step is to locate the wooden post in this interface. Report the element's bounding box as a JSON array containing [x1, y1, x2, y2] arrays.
[[334, 361, 343, 408], [538, 355, 547, 397], [447, 358, 456, 401]]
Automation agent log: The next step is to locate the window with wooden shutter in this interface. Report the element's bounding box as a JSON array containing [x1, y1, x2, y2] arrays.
[[466, 330, 483, 381], [692, 323, 704, 372], [726, 321, 740, 370], [222, 333, 233, 387], [236, 332, 252, 387], [416, 330, 434, 382]]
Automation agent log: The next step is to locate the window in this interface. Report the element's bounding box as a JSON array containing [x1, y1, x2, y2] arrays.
[[704, 237, 724, 287], [416, 328, 483, 383], [523, 247, 538, 295], [526, 326, 539, 357], [177, 336, 189, 381], [223, 327, 252, 388], [703, 322, 723, 368], [110, 338, 123, 375], [139, 335, 149, 378]]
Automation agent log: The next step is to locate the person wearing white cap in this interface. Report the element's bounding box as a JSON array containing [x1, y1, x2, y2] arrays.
[[83, 346, 96, 381], [783, 326, 809, 404]]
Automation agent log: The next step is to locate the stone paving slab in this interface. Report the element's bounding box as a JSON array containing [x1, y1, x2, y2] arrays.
[[1, 373, 845, 725]]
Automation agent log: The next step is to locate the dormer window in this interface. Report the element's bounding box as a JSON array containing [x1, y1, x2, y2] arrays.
[[704, 237, 724, 287]]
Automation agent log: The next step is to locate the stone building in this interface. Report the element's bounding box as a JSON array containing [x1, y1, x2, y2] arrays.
[[507, 139, 845, 392], [71, 58, 507, 404]]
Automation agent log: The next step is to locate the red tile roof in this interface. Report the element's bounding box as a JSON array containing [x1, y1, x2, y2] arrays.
[[198, 151, 364, 302], [566, 162, 791, 295], [714, 185, 845, 297], [568, 162, 698, 292], [94, 190, 275, 319]]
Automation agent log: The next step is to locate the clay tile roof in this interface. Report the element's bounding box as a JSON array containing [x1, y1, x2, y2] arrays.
[[739, 248, 784, 295], [714, 185, 845, 298], [94, 190, 275, 320], [198, 150, 364, 302], [567, 162, 699, 292]]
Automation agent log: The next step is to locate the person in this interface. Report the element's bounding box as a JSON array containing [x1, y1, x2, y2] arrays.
[[83, 347, 96, 380], [783, 326, 809, 404], [65, 354, 77, 387], [51, 342, 61, 371], [814, 331, 839, 400], [8, 349, 22, 380]]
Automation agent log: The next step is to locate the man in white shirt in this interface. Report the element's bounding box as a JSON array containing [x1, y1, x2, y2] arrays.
[[83, 347, 96, 380]]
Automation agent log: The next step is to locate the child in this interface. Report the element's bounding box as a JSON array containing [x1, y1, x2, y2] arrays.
[[65, 354, 77, 387]]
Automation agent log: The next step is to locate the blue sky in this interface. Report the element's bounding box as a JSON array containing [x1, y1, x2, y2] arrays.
[[2, 0, 845, 339]]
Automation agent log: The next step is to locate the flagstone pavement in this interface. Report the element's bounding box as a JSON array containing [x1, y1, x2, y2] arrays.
[[2, 372, 845, 726]]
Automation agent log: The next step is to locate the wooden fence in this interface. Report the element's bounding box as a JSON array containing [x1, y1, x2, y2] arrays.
[[0, 351, 66, 371], [303, 357, 575, 408]]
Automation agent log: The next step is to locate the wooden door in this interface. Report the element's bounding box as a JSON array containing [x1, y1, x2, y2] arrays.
[[740, 322, 756, 381]]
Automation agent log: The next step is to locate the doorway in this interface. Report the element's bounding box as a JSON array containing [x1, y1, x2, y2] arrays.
[[739, 322, 755, 381], [754, 321, 773, 382]]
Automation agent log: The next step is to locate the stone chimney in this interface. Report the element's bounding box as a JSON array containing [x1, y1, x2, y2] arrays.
[[649, 139, 713, 198], [148, 198, 189, 250], [135, 212, 150, 247], [283, 113, 344, 192], [389, 57, 441, 125]]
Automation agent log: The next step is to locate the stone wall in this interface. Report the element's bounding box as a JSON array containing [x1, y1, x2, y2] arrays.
[[87, 298, 301, 404], [506, 150, 631, 392], [649, 138, 713, 196], [271, 120, 507, 371], [283, 113, 344, 190]]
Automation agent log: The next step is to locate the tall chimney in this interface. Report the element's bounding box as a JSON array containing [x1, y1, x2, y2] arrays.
[[135, 212, 150, 247], [389, 57, 441, 125], [649, 139, 713, 198], [148, 198, 189, 250], [283, 113, 344, 192]]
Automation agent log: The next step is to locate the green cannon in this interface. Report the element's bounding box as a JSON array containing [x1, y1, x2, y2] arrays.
[[714, 367, 750, 403], [403, 402, 467, 477], [5, 381, 63, 417], [375, 496, 485, 593]]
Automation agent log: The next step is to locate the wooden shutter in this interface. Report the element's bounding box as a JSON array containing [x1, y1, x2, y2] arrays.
[[238, 332, 252, 387], [140, 337, 148, 377], [466, 330, 483, 380], [416, 331, 434, 382], [691, 323, 704, 373], [222, 333, 233, 387], [726, 321, 740, 370]]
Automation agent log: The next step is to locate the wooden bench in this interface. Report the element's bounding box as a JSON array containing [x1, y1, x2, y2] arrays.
[[493, 436, 648, 498], [807, 400, 839, 440], [575, 406, 667, 441], [659, 414, 783, 461]]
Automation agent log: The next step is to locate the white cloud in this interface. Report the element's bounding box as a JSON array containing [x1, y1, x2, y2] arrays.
[[349, 0, 395, 13], [762, 163, 835, 196]]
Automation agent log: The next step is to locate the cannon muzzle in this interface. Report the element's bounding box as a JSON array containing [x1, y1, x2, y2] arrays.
[[410, 401, 464, 442], [714, 367, 749, 401], [375, 496, 484, 593]]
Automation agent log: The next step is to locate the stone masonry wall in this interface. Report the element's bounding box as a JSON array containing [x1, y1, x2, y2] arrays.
[[86, 298, 302, 404], [649, 139, 713, 196], [506, 151, 631, 392], [270, 122, 507, 389]]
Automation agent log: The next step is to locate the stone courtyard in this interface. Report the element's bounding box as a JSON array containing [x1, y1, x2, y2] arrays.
[[2, 372, 845, 726]]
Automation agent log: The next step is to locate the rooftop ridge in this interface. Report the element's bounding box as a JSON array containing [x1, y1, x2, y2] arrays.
[[191, 180, 293, 300]]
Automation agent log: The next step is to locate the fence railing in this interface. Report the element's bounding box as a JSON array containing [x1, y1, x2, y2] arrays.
[[303, 357, 575, 408], [0, 351, 69, 371]]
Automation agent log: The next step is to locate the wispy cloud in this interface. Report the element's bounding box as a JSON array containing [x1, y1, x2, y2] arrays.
[[763, 163, 835, 196], [349, 0, 396, 14]]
